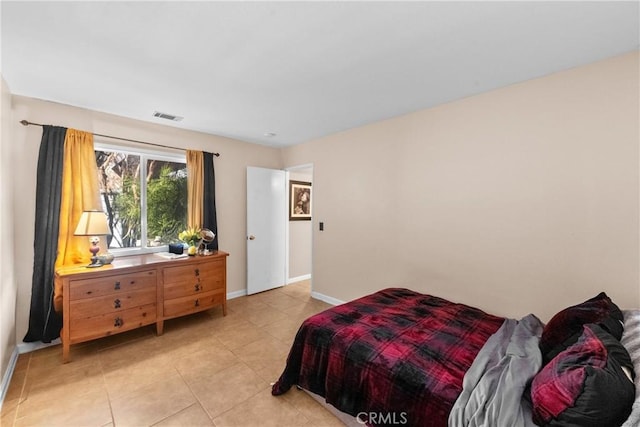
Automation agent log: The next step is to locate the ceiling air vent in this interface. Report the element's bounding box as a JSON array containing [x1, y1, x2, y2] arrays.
[[153, 111, 183, 122]]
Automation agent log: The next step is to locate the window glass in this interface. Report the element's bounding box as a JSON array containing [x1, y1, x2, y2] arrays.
[[145, 158, 188, 246], [95, 147, 187, 253]]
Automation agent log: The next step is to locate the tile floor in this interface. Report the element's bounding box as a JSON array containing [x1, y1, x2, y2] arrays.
[[1, 280, 345, 427]]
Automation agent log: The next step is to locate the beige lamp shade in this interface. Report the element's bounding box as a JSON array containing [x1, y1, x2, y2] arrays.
[[74, 211, 111, 236]]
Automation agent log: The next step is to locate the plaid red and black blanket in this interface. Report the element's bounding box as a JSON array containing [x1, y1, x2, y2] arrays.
[[272, 288, 505, 427]]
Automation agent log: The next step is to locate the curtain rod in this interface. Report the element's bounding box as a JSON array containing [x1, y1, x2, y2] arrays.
[[19, 120, 220, 157]]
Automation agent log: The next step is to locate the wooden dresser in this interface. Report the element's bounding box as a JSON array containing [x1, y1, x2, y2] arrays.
[[55, 251, 228, 362]]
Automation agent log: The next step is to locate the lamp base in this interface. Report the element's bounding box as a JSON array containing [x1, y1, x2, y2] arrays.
[[86, 239, 103, 268], [86, 252, 104, 268], [86, 262, 103, 268]]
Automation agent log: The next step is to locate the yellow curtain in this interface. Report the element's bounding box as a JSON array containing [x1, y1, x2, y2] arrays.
[[186, 150, 204, 229], [55, 129, 102, 268]]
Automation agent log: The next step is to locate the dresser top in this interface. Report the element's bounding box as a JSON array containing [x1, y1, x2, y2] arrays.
[[56, 250, 229, 278]]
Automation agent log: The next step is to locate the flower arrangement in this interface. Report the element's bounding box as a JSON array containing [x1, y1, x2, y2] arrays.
[[178, 227, 201, 247]]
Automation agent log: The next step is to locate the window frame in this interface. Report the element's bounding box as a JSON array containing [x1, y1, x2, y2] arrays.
[[95, 141, 187, 257]]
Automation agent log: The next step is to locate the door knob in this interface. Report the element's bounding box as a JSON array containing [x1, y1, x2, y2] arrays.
[[248, 235, 256, 240]]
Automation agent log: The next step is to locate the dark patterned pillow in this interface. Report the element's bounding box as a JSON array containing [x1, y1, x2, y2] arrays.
[[539, 292, 623, 364], [531, 324, 634, 427]]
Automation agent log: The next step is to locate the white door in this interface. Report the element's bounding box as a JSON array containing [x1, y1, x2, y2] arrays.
[[246, 166, 287, 294]]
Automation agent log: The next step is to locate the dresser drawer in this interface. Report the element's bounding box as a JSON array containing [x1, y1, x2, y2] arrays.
[[69, 303, 156, 343], [163, 261, 225, 300], [69, 287, 156, 318], [69, 270, 157, 300], [163, 259, 224, 283], [163, 290, 224, 318]]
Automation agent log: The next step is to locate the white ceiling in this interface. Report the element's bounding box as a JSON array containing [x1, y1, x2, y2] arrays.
[[1, 1, 638, 148]]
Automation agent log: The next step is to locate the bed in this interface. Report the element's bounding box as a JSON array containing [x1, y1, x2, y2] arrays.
[[272, 288, 639, 427]]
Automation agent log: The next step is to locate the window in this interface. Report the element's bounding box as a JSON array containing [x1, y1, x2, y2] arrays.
[[95, 143, 187, 255]]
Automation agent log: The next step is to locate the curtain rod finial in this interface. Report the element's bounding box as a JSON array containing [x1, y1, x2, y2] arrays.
[[20, 120, 29, 126]]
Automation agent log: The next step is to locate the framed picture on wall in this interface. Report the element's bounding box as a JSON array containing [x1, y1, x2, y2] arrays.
[[289, 180, 312, 221]]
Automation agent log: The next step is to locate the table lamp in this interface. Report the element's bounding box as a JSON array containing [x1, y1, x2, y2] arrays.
[[74, 210, 111, 268]]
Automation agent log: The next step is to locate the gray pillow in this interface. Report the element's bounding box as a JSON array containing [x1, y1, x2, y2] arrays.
[[621, 309, 640, 427]]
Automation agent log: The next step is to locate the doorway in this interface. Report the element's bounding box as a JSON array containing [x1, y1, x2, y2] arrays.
[[286, 164, 313, 290]]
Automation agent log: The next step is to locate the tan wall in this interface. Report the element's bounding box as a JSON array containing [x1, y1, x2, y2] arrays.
[[11, 96, 283, 341], [288, 168, 313, 280], [1, 77, 17, 382], [283, 51, 640, 321]]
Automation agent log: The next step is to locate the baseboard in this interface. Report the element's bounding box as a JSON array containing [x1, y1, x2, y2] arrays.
[[287, 274, 311, 284], [0, 346, 19, 412], [311, 291, 345, 306], [228, 277, 311, 299], [16, 339, 61, 355], [229, 287, 337, 305], [227, 289, 247, 300]]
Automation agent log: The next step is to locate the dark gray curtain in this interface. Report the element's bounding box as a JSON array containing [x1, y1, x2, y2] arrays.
[[23, 126, 66, 343], [202, 151, 218, 250]]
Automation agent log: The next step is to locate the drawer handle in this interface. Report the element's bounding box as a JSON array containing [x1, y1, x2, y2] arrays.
[[194, 299, 200, 307], [114, 281, 121, 290], [114, 299, 121, 309], [194, 268, 200, 277], [114, 317, 123, 327], [194, 284, 201, 292]]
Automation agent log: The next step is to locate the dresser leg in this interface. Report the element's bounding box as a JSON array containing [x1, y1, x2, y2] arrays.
[[156, 320, 164, 335], [62, 343, 70, 363], [222, 302, 227, 316]]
